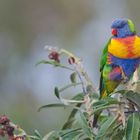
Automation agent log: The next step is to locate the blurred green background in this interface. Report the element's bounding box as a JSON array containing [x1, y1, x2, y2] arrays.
[[0, 0, 140, 136]]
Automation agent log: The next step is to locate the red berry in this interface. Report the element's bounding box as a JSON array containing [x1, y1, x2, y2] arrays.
[[68, 57, 75, 65], [4, 125, 14, 136], [0, 115, 10, 125], [48, 51, 60, 63]]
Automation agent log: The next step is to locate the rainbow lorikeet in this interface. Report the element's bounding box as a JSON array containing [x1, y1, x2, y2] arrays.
[[93, 19, 140, 127], [100, 19, 140, 98]]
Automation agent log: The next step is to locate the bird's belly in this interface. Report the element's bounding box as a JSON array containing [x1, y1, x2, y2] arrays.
[[107, 53, 140, 78], [108, 37, 140, 59]]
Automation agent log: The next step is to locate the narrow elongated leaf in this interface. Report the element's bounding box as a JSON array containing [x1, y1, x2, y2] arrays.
[[95, 116, 117, 140], [54, 83, 83, 102], [125, 113, 140, 140], [38, 103, 66, 112], [103, 97, 119, 104], [92, 97, 119, 108], [122, 136, 126, 140], [92, 100, 108, 108], [30, 135, 41, 140], [60, 98, 84, 105], [124, 91, 140, 109], [34, 129, 42, 139], [72, 134, 81, 140], [36, 60, 60, 66], [42, 131, 59, 140], [62, 94, 83, 129], [36, 60, 74, 71], [59, 82, 81, 93], [60, 128, 83, 139], [117, 90, 140, 109], [92, 97, 119, 114], [110, 128, 125, 140], [115, 90, 126, 94], [58, 92, 84, 105], [62, 118, 76, 129], [71, 93, 84, 100], [76, 112, 94, 139]]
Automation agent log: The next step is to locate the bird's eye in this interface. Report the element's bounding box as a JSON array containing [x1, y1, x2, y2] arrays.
[[112, 28, 117, 36]]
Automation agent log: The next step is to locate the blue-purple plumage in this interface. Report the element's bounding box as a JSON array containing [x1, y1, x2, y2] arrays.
[[109, 53, 140, 78]]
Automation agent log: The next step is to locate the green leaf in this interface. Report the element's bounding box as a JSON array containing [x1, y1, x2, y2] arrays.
[[30, 135, 41, 140], [34, 130, 42, 139], [92, 97, 119, 108], [124, 91, 140, 109], [36, 60, 59, 66], [54, 87, 84, 105], [70, 72, 77, 83], [60, 128, 83, 140], [103, 97, 119, 104], [72, 134, 81, 140], [125, 113, 140, 140], [54, 87, 60, 99], [122, 136, 126, 140], [86, 85, 99, 98], [62, 118, 76, 129], [92, 97, 119, 113], [110, 128, 125, 140], [71, 93, 84, 100], [60, 98, 84, 105], [115, 90, 127, 94], [59, 83, 82, 93], [76, 112, 94, 139], [42, 131, 59, 140], [36, 60, 74, 71], [62, 94, 83, 129], [38, 103, 66, 112], [54, 84, 82, 102], [58, 91, 84, 105], [95, 116, 117, 140]]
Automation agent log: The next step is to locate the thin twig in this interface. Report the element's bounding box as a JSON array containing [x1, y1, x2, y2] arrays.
[[59, 82, 82, 92], [59, 49, 96, 93]]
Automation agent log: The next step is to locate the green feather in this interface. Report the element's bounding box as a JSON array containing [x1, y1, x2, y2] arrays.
[[128, 19, 136, 33], [100, 38, 111, 71], [99, 38, 111, 97], [100, 64, 120, 97], [99, 38, 111, 96]]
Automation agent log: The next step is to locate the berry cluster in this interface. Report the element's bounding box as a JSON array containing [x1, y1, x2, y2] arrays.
[[48, 49, 75, 65], [0, 115, 25, 140]]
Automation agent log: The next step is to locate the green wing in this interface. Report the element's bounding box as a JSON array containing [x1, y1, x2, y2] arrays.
[[100, 38, 111, 72], [99, 38, 111, 97]]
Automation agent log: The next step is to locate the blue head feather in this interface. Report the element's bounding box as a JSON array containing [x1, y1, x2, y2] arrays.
[[111, 19, 136, 38]]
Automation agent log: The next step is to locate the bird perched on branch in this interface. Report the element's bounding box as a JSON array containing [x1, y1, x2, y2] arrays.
[[100, 19, 140, 98], [93, 19, 140, 127]]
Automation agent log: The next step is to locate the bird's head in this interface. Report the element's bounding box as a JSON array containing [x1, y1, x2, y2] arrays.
[[111, 19, 136, 38]]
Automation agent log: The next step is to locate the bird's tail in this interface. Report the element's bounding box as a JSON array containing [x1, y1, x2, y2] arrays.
[[93, 90, 107, 127], [99, 74, 107, 98], [92, 93, 106, 127], [92, 113, 100, 127], [92, 76, 106, 127]]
